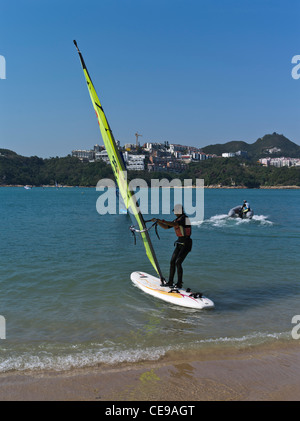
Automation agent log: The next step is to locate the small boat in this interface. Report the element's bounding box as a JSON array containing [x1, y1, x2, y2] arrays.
[[228, 205, 254, 219]]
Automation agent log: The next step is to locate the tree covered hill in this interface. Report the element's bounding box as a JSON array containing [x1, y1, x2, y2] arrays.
[[202, 133, 300, 159], [0, 150, 114, 186], [182, 157, 300, 188], [1, 133, 300, 188]]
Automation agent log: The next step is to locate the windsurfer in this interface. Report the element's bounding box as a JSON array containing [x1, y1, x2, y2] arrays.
[[152, 204, 192, 289]]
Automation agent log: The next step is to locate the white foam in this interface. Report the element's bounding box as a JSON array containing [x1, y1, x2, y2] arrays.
[[0, 330, 290, 373], [252, 215, 273, 225], [0, 345, 169, 373], [192, 214, 228, 227], [192, 214, 273, 227], [195, 331, 288, 345]]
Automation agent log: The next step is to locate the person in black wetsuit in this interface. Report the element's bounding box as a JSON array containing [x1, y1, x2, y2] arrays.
[[152, 204, 192, 289]]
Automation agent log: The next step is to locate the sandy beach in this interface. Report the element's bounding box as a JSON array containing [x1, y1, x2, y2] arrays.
[[0, 341, 299, 401]]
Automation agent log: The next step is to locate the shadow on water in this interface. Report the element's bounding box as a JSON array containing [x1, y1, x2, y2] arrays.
[[212, 280, 300, 312]]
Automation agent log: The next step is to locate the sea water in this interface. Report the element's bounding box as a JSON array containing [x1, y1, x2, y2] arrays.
[[0, 187, 299, 372]]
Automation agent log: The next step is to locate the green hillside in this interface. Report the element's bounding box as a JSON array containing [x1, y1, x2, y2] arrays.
[[0, 150, 114, 186], [202, 140, 249, 156], [1, 132, 300, 188], [183, 157, 300, 188], [202, 133, 300, 159], [252, 134, 300, 157]]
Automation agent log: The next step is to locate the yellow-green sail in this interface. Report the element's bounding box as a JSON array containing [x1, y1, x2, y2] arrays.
[[74, 40, 163, 279]]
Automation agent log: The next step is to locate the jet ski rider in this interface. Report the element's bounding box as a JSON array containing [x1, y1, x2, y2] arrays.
[[240, 200, 251, 217]]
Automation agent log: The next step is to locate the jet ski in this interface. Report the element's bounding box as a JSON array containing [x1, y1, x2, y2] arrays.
[[228, 205, 254, 219]]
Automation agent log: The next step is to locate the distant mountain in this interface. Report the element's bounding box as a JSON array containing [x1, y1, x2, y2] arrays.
[[202, 133, 300, 159], [0, 148, 18, 157]]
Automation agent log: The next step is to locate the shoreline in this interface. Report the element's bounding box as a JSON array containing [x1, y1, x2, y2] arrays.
[[1, 340, 299, 401]]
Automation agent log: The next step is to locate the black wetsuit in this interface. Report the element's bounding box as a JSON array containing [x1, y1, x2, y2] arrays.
[[168, 214, 192, 288]]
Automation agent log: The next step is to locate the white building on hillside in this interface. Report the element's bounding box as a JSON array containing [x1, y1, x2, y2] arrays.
[[95, 149, 110, 164], [123, 152, 145, 170], [222, 152, 236, 158]]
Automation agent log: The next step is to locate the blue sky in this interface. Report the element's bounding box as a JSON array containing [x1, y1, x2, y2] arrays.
[[0, 0, 299, 158]]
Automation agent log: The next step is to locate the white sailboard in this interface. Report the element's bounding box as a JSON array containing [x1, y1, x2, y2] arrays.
[[131, 272, 214, 310]]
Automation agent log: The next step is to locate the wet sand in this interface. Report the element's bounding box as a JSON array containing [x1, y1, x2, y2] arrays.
[[0, 342, 300, 401]]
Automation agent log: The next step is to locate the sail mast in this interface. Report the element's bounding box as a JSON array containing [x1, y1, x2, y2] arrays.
[[73, 40, 164, 280]]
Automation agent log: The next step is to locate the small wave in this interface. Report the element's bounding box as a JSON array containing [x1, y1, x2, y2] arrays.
[[0, 345, 169, 373], [0, 330, 289, 373], [252, 215, 273, 225], [195, 331, 288, 345], [192, 214, 228, 227]]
